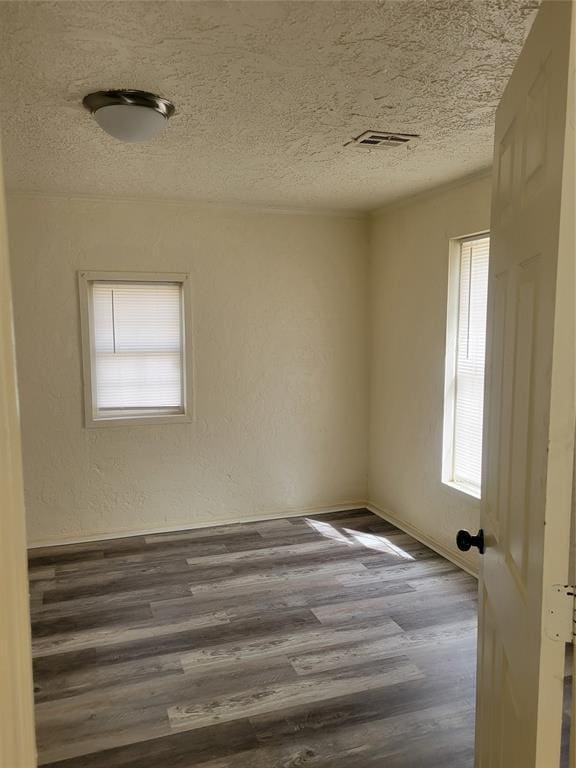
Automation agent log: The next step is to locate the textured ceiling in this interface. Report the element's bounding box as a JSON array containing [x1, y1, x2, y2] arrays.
[[0, 0, 537, 211]]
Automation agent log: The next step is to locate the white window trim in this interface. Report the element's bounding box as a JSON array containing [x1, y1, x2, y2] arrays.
[[442, 233, 488, 499], [78, 270, 194, 428]]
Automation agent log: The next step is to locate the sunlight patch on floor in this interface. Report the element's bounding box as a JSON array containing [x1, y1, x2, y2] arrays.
[[304, 518, 414, 560]]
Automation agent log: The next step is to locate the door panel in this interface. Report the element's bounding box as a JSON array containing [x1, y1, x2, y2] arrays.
[[507, 253, 538, 589], [476, 1, 575, 765]]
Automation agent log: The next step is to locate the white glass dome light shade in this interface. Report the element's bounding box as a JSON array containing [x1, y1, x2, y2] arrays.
[[83, 90, 175, 144], [93, 104, 167, 142]]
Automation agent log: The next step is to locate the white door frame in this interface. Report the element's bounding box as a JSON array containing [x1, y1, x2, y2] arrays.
[[0, 134, 37, 764]]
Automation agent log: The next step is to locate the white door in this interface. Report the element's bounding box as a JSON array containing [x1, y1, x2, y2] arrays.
[[0, 136, 37, 760], [475, 0, 575, 765]]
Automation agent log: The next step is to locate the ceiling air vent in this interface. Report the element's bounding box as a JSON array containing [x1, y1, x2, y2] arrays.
[[347, 130, 419, 149]]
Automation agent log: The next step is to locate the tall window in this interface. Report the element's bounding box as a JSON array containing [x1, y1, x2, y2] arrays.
[[442, 235, 490, 498], [79, 272, 192, 427]]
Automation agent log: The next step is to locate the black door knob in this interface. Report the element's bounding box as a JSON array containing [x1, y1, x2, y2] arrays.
[[456, 529, 485, 554]]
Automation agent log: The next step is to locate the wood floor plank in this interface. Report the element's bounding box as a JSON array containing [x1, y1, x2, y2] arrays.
[[309, 585, 475, 626], [51, 544, 229, 573], [46, 557, 196, 584], [149, 578, 415, 622], [32, 609, 231, 658], [189, 559, 371, 597], [33, 655, 185, 705], [31, 604, 153, 640], [144, 517, 298, 544], [288, 620, 477, 676], [178, 618, 403, 671], [30, 582, 196, 619], [29, 566, 57, 580], [390, 600, 477, 632], [185, 538, 347, 567], [168, 656, 424, 732], [39, 565, 235, 604], [199, 699, 475, 768], [39, 720, 259, 767]]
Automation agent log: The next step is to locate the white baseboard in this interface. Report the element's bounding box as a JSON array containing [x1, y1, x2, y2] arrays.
[[27, 501, 368, 549], [366, 501, 479, 579], [28, 499, 481, 580]]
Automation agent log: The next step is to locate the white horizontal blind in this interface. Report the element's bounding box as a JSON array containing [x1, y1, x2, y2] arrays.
[[91, 281, 184, 414], [452, 236, 490, 492]]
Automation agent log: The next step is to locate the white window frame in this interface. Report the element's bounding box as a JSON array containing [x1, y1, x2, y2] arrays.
[[442, 232, 489, 499], [78, 270, 193, 428]]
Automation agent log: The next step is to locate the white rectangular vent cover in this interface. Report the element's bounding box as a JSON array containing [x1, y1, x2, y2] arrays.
[[348, 130, 419, 149]]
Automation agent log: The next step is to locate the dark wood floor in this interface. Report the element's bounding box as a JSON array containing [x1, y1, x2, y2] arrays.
[[28, 509, 478, 767]]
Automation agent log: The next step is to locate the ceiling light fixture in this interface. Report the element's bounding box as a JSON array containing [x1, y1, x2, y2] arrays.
[[82, 89, 175, 143]]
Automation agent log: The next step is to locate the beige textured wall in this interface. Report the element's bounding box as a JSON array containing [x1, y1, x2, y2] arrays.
[[8, 195, 368, 545], [368, 174, 492, 574]]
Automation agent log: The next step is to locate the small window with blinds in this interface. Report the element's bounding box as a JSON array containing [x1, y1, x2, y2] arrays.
[[79, 272, 192, 427], [442, 234, 490, 498]]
